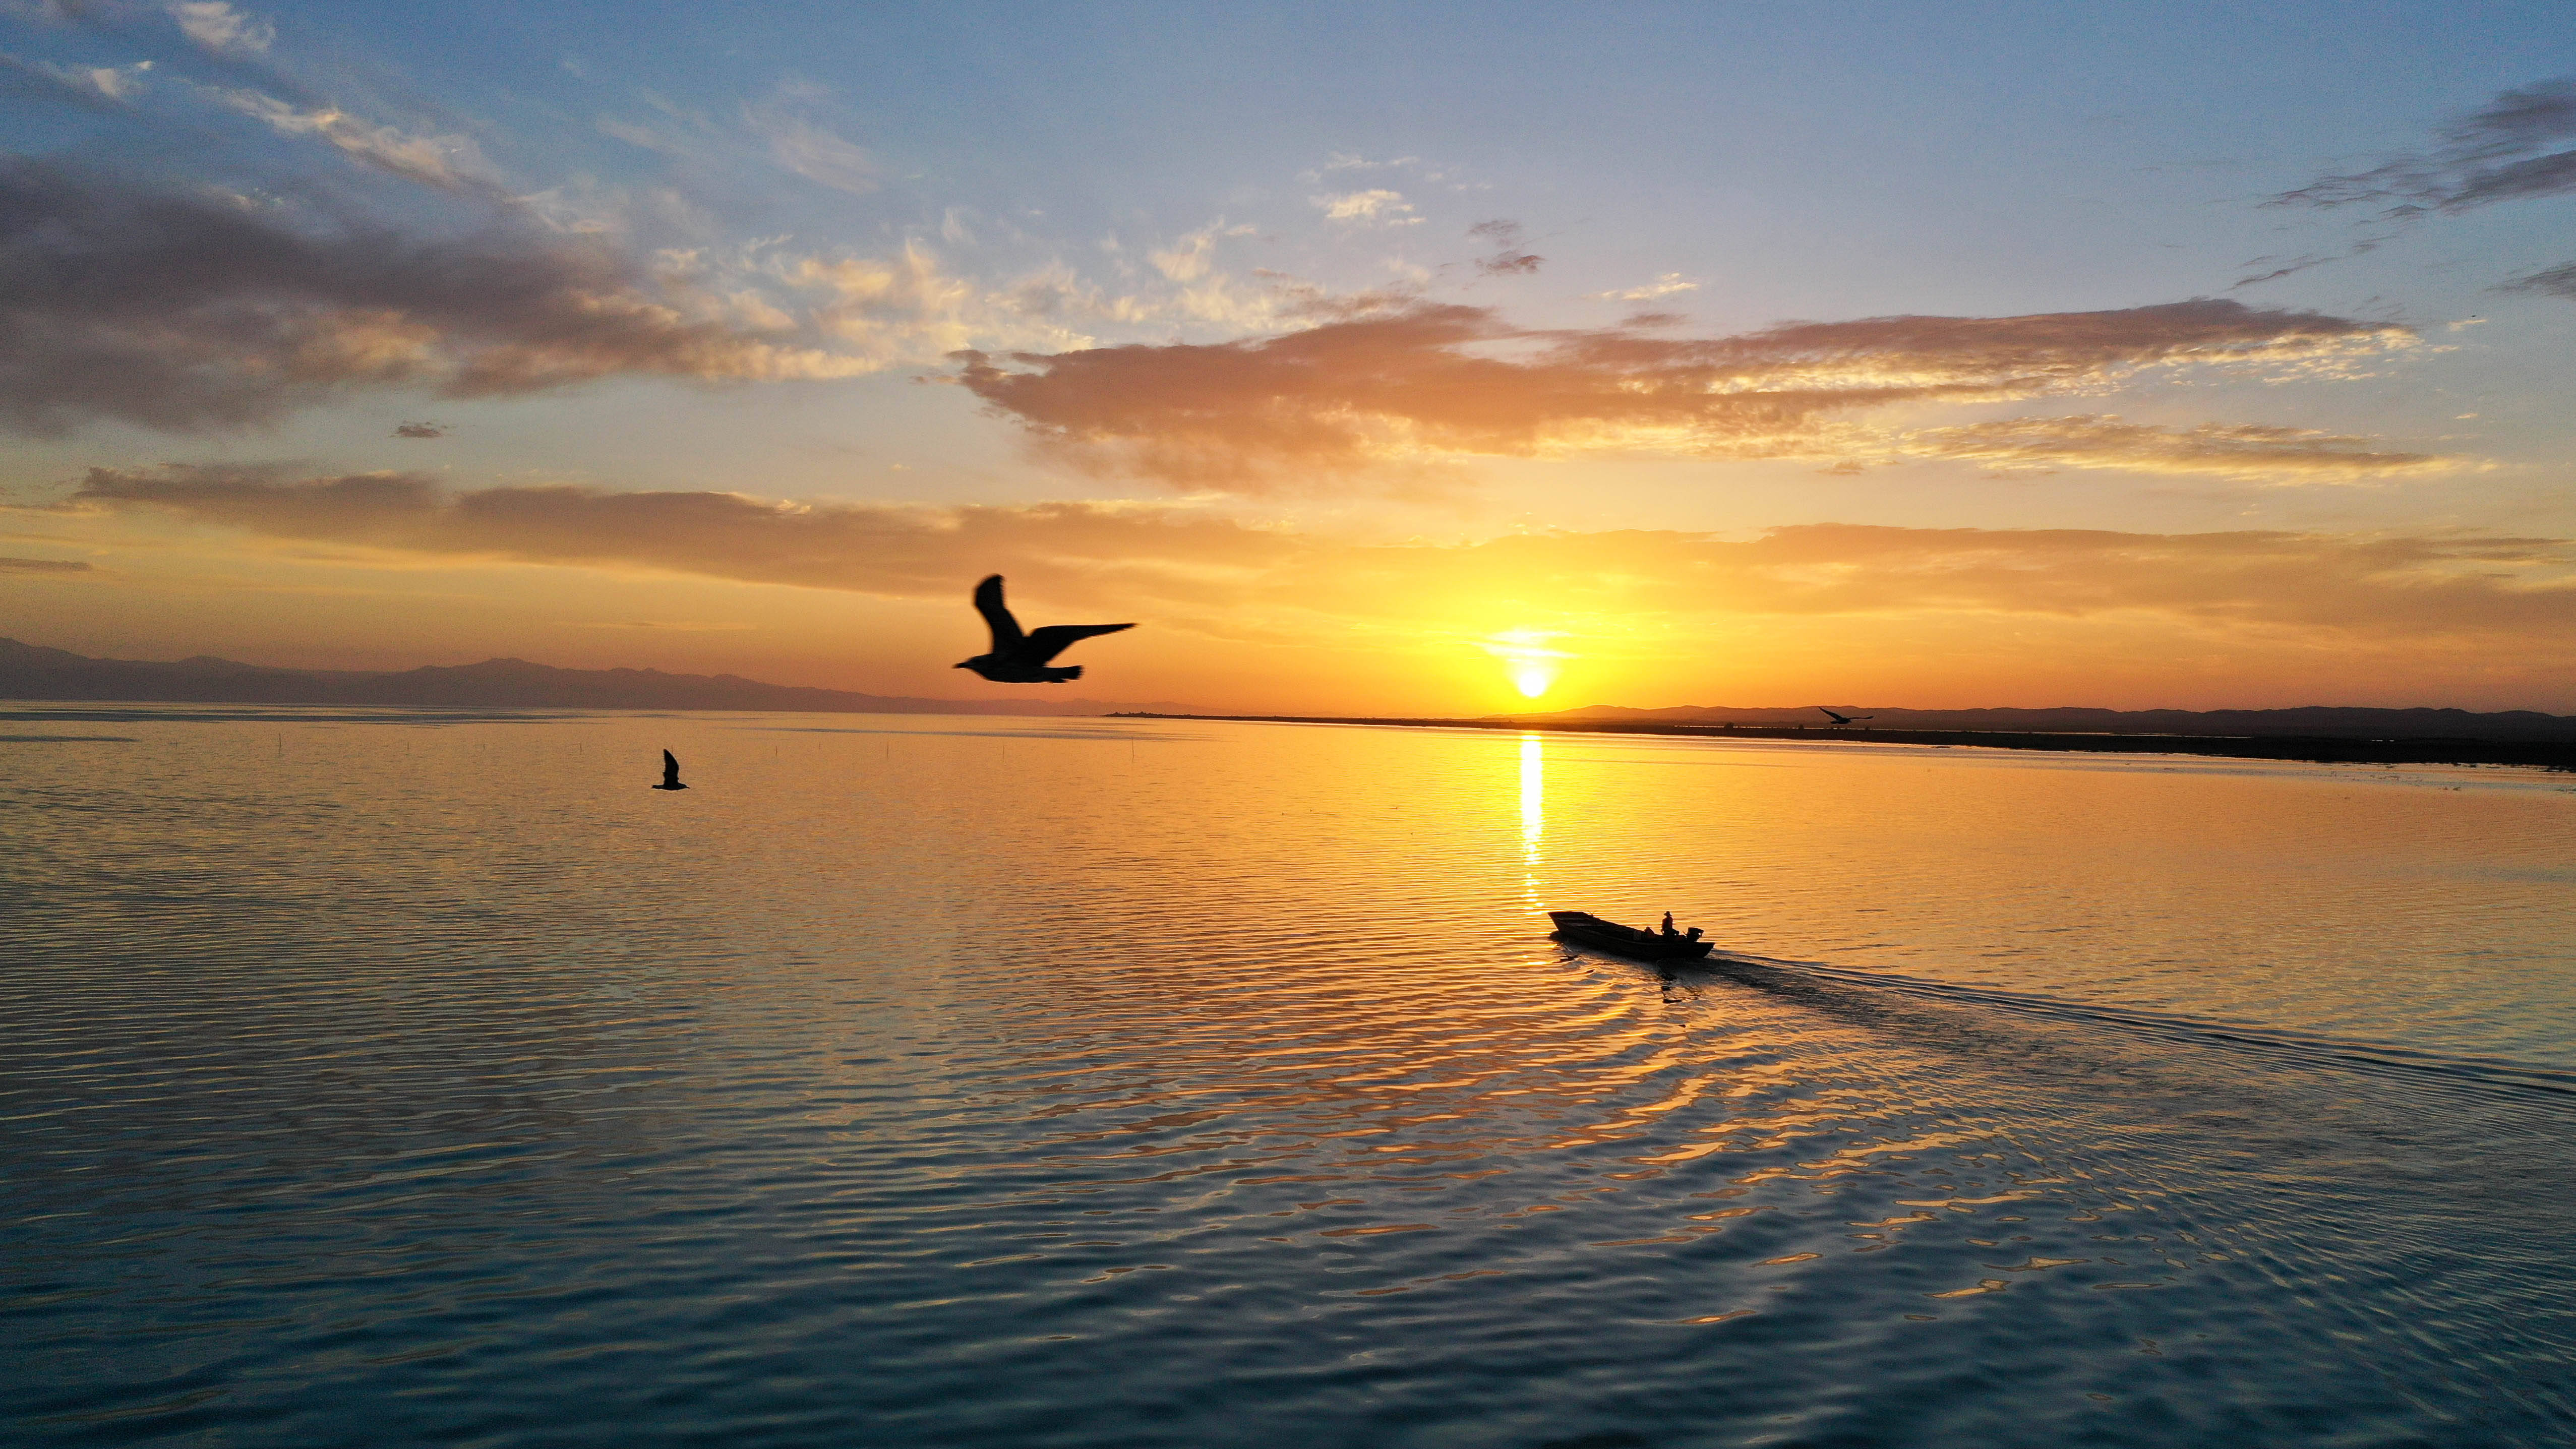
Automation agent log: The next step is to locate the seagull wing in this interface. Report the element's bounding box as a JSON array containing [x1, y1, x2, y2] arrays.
[[662, 749, 681, 786], [1025, 622, 1135, 663], [973, 575, 1025, 651]]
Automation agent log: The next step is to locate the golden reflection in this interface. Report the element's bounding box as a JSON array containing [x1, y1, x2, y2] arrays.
[[1520, 732, 1544, 906]]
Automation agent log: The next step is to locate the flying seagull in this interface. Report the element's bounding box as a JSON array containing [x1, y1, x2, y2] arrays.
[[956, 574, 1134, 684], [1819, 708, 1874, 725], [652, 749, 689, 790]]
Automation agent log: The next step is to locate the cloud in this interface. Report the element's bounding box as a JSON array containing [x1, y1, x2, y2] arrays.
[[0, 157, 873, 436], [742, 101, 878, 195], [1314, 189, 1419, 225], [2277, 78, 2576, 216], [1321, 153, 1416, 172], [1297, 152, 1421, 183], [950, 298, 2430, 492], [57, 465, 2576, 643], [596, 86, 881, 202], [2226, 243, 2391, 292], [2500, 260, 2576, 301], [1664, 523, 2576, 637], [2257, 80, 2576, 290], [1467, 220, 1540, 277], [60, 465, 1296, 605], [1, 50, 145, 108], [212, 88, 497, 192], [0, 158, 1326, 438], [1892, 415, 2447, 481], [0, 554, 93, 572], [1592, 272, 1699, 302], [392, 420, 446, 438], [595, 113, 684, 156], [1149, 221, 1256, 283], [769, 240, 1131, 366], [168, 1, 271, 54]]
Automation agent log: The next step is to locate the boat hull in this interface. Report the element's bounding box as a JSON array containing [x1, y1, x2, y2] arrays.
[[1546, 910, 1715, 961]]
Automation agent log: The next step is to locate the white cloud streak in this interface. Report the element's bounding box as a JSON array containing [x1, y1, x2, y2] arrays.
[[1314, 189, 1420, 225], [213, 87, 497, 192], [168, 1, 271, 54], [1593, 273, 1699, 301], [743, 103, 878, 195]]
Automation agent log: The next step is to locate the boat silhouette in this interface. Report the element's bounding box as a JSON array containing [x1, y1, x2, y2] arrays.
[[1548, 910, 1714, 961]]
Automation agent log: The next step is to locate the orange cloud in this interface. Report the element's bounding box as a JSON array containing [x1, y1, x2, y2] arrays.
[[1890, 415, 2445, 481], [58, 467, 2574, 645], [58, 466, 1293, 607], [952, 299, 2428, 493]]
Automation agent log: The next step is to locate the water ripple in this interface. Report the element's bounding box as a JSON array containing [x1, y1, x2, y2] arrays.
[[4, 710, 2573, 1447]]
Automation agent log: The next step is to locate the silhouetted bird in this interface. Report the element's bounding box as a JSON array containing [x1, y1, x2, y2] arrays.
[[956, 574, 1134, 684], [652, 749, 688, 790], [1819, 708, 1874, 725]]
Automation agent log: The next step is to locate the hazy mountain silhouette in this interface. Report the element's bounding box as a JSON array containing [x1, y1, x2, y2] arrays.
[[1501, 700, 2576, 742], [0, 639, 1186, 716]]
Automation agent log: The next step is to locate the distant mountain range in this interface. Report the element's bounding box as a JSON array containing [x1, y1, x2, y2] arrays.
[[1501, 701, 2576, 742], [0, 639, 1185, 716]]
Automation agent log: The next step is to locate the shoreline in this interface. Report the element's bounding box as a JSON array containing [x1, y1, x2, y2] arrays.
[[1109, 713, 2576, 772]]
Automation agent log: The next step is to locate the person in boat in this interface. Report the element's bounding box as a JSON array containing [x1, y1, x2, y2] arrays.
[[1660, 912, 1676, 938]]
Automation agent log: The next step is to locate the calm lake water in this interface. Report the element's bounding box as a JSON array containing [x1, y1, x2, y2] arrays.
[[6, 706, 2575, 1447]]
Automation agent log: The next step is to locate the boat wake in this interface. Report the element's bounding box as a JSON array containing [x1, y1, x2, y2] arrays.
[[1684, 950, 2576, 1104]]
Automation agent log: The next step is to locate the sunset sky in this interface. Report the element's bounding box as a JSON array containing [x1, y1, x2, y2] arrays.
[[5, 1, 2575, 714]]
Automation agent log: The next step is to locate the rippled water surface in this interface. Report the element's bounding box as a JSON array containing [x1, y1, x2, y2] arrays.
[[7, 707, 2575, 1447]]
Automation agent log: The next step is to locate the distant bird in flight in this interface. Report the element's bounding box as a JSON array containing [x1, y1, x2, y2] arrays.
[[652, 749, 689, 790], [1819, 708, 1874, 725], [957, 574, 1134, 684]]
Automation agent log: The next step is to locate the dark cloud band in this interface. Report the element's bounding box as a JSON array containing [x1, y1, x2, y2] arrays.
[[0, 158, 857, 437]]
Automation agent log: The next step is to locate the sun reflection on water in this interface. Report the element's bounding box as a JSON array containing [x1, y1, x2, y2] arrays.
[[1520, 732, 1544, 909]]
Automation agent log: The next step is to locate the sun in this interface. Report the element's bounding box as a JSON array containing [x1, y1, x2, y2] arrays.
[[1480, 629, 1572, 700]]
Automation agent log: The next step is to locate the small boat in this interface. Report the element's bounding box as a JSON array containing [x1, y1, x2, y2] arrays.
[[1548, 910, 1714, 961]]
